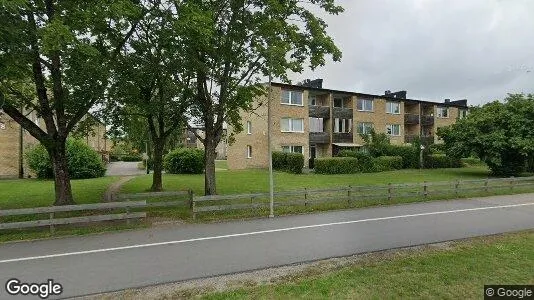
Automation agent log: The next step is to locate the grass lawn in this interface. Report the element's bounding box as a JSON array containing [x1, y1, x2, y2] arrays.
[[121, 166, 493, 195], [215, 160, 228, 170], [200, 231, 534, 299], [0, 176, 120, 209]]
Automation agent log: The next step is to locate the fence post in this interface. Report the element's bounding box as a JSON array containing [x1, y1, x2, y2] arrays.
[[188, 189, 194, 209], [192, 197, 196, 220], [484, 178, 489, 193], [423, 181, 428, 199], [304, 188, 308, 207], [348, 185, 352, 205], [455, 180, 460, 197], [126, 205, 131, 225], [510, 176, 514, 191], [49, 212, 55, 234], [388, 183, 392, 201]]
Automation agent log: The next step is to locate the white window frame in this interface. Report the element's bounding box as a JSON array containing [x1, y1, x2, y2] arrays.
[[459, 109, 468, 119], [309, 117, 324, 133], [281, 118, 304, 133], [282, 145, 303, 154], [281, 90, 303, 106], [437, 107, 449, 118], [246, 145, 252, 158], [357, 98, 374, 112], [386, 124, 401, 136], [357, 122, 374, 134], [386, 101, 401, 114], [334, 118, 352, 133], [246, 121, 252, 134]]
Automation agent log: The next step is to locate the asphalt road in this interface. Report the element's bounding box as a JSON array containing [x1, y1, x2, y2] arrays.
[[1, 193, 534, 299]]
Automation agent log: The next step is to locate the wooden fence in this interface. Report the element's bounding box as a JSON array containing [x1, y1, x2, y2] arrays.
[[192, 176, 534, 218], [0, 190, 192, 232]]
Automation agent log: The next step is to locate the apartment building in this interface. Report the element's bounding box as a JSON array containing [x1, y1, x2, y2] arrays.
[[227, 81, 468, 170]]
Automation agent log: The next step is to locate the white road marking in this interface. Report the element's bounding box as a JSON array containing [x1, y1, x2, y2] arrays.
[[1, 202, 533, 264]]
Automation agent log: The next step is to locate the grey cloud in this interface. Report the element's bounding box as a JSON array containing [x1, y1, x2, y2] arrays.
[[290, 0, 534, 105]]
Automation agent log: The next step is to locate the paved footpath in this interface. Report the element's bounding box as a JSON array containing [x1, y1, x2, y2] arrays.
[[0, 193, 533, 299]]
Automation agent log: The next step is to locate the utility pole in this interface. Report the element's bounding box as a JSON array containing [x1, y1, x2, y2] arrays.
[[18, 103, 24, 179], [268, 74, 274, 218]]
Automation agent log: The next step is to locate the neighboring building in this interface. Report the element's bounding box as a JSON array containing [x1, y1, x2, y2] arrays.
[[0, 110, 110, 178], [227, 81, 468, 170], [184, 127, 228, 160]]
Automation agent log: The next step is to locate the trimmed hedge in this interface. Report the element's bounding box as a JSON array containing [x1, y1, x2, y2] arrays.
[[424, 154, 463, 169], [315, 157, 359, 174], [373, 156, 403, 171], [337, 150, 375, 173], [25, 139, 106, 179], [383, 145, 419, 169], [272, 151, 304, 174], [163, 148, 205, 174]]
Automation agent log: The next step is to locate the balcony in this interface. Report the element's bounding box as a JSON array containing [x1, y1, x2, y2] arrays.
[[332, 132, 353, 143], [404, 114, 419, 124], [404, 135, 434, 145], [421, 115, 434, 126], [309, 132, 330, 144], [308, 105, 330, 118], [332, 107, 353, 119]]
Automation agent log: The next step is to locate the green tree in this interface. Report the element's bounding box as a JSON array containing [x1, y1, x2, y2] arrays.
[[176, 0, 343, 195], [0, 1, 143, 205], [105, 2, 190, 191], [437, 94, 534, 176]]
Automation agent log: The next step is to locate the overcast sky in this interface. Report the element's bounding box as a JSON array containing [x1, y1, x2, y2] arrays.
[[289, 0, 534, 106]]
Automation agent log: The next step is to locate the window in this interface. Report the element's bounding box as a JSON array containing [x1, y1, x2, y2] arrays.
[[357, 98, 373, 111], [246, 145, 252, 158], [281, 90, 303, 106], [282, 145, 303, 154], [246, 121, 252, 134], [309, 95, 317, 106], [357, 122, 374, 134], [437, 107, 449, 118], [386, 124, 401, 136], [309, 117, 324, 133], [334, 118, 352, 133], [333, 98, 343, 108], [281, 118, 304, 132], [386, 101, 400, 114], [459, 109, 468, 119]]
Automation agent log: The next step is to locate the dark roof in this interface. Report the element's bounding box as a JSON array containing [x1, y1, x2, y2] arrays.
[[271, 82, 468, 108]]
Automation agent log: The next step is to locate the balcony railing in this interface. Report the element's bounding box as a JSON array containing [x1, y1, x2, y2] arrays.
[[309, 105, 330, 118], [404, 114, 419, 124], [332, 107, 353, 119], [332, 132, 353, 143], [421, 115, 434, 126], [309, 132, 330, 144]]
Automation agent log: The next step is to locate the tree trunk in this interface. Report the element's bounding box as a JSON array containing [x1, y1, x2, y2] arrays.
[[204, 136, 217, 195], [151, 140, 164, 192], [49, 143, 75, 205]]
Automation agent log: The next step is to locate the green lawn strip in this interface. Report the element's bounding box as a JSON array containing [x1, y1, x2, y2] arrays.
[[200, 230, 534, 300], [215, 160, 228, 169]]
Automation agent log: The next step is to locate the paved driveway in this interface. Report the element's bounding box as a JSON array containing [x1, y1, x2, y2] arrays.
[[105, 162, 146, 176]]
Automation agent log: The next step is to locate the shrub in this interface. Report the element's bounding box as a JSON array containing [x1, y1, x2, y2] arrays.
[[163, 148, 205, 174], [314, 157, 359, 174], [25, 139, 106, 179], [337, 150, 375, 172], [109, 154, 119, 162], [120, 154, 142, 162], [461, 157, 485, 166], [384, 145, 419, 169], [272, 151, 304, 174], [424, 154, 463, 169], [373, 156, 403, 172]]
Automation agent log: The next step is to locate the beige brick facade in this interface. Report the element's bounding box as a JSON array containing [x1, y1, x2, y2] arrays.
[[227, 83, 467, 170]]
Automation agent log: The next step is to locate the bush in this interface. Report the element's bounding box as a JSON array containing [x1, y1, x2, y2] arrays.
[[337, 150, 376, 173], [461, 157, 485, 166], [314, 157, 359, 174], [120, 154, 142, 162], [373, 156, 403, 172], [25, 139, 106, 179], [272, 151, 304, 174], [163, 148, 205, 174], [424, 154, 463, 169], [384, 145, 419, 169]]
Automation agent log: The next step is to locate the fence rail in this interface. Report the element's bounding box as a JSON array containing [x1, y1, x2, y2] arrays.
[[191, 176, 534, 218]]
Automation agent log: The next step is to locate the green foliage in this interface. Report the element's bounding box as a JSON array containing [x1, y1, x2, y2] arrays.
[[119, 154, 142, 162], [438, 94, 534, 176], [461, 157, 485, 166], [424, 154, 463, 169], [272, 151, 304, 174], [384, 145, 420, 169], [25, 140, 106, 179], [337, 150, 375, 172], [163, 148, 205, 174], [315, 157, 359, 174], [361, 129, 391, 157], [373, 156, 403, 172]]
